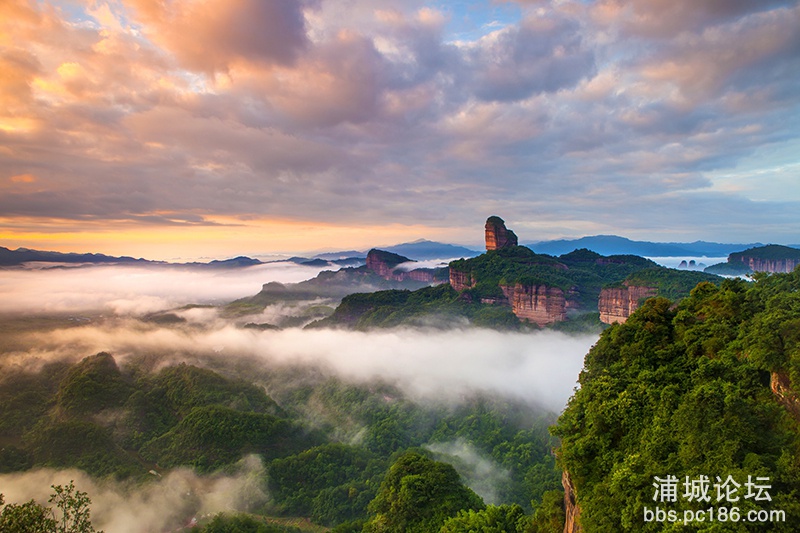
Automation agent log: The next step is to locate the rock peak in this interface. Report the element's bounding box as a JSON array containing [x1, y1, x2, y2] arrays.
[[485, 216, 518, 251]]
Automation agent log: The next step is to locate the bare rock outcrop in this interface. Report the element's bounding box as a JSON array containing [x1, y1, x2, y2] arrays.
[[727, 245, 800, 273], [449, 269, 474, 292], [741, 257, 799, 274], [501, 283, 568, 326], [771, 371, 800, 421], [485, 216, 518, 251], [598, 282, 657, 324], [366, 248, 438, 283], [562, 469, 582, 533], [366, 249, 410, 278]]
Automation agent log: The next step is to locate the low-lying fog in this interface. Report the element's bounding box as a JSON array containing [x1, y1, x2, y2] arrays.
[[0, 262, 598, 532], [0, 456, 268, 533], [0, 262, 333, 314]]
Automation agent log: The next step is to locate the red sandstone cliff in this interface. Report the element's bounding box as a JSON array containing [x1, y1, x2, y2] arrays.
[[395, 268, 436, 283], [365, 249, 439, 283], [485, 216, 518, 251], [598, 282, 657, 324], [365, 250, 400, 279], [501, 283, 568, 326], [562, 469, 582, 533], [449, 269, 474, 292], [728, 245, 800, 274], [742, 257, 799, 274]]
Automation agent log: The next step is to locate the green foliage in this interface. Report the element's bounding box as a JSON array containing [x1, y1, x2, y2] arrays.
[[267, 443, 383, 519], [56, 352, 133, 416], [0, 481, 102, 533], [123, 362, 283, 449], [49, 480, 102, 533], [527, 490, 565, 533], [364, 452, 485, 533], [141, 405, 295, 472], [619, 267, 721, 301], [441, 504, 528, 533], [730, 244, 800, 262], [367, 249, 412, 267], [0, 497, 56, 533], [320, 246, 707, 330], [451, 247, 570, 296], [0, 362, 68, 438], [553, 270, 800, 531], [705, 261, 753, 276], [0, 445, 32, 473], [0, 352, 304, 478], [24, 419, 141, 477], [0, 351, 564, 530], [196, 512, 300, 532], [313, 283, 523, 330]]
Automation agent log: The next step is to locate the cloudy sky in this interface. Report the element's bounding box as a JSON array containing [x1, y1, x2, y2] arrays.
[[1, 0, 798, 260]]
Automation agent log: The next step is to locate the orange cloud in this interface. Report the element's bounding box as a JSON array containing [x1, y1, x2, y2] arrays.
[[126, 0, 309, 73], [10, 173, 37, 183]]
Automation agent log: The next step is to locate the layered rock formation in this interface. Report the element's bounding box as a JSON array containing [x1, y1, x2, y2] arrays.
[[449, 269, 474, 292], [485, 216, 518, 251], [366, 249, 410, 278], [740, 257, 799, 274], [562, 469, 582, 533], [501, 283, 568, 326], [365, 248, 438, 283], [598, 282, 657, 324], [728, 244, 800, 273]]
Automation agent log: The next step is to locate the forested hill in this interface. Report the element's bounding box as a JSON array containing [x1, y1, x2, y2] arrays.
[[311, 246, 719, 331], [553, 269, 800, 531]]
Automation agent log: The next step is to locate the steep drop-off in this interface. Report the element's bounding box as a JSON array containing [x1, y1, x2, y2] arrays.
[[597, 283, 657, 324], [554, 272, 800, 531]]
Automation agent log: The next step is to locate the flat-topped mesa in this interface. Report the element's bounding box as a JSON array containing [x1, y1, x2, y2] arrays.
[[730, 245, 800, 274], [598, 282, 657, 324], [366, 249, 410, 278], [365, 249, 437, 282], [485, 216, 518, 251]]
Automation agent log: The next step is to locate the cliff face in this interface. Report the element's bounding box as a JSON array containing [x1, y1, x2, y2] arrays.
[[562, 469, 582, 533], [366, 249, 438, 282], [502, 283, 568, 326], [741, 257, 799, 274], [449, 269, 474, 292], [396, 268, 436, 283], [727, 245, 800, 274], [485, 216, 518, 251], [366, 249, 409, 278], [598, 283, 657, 324], [771, 371, 800, 421]]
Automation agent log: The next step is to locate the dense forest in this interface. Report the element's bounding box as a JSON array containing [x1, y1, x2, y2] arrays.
[[554, 269, 800, 531], [0, 347, 564, 532]]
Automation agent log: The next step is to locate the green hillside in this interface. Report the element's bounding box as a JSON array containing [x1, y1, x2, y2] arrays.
[[553, 269, 800, 531]]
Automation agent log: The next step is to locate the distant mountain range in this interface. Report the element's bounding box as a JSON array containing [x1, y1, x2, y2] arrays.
[[312, 239, 480, 261], [0, 246, 157, 267], [3, 236, 798, 268], [525, 235, 774, 258]]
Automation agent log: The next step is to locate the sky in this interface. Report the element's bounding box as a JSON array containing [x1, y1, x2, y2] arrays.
[[0, 0, 799, 260]]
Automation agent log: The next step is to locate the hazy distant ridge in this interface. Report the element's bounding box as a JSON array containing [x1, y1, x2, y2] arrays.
[[526, 235, 768, 257]]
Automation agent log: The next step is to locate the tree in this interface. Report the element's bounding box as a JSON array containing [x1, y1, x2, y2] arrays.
[[364, 452, 484, 533], [0, 493, 56, 533], [50, 480, 102, 533], [440, 504, 527, 533], [0, 481, 102, 533]]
